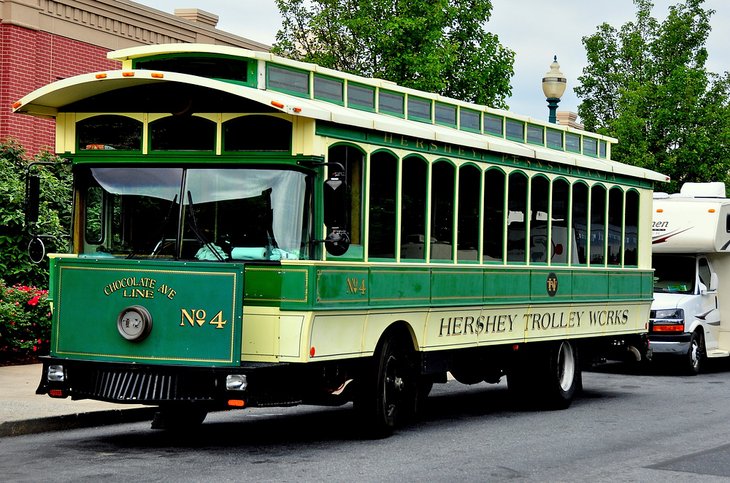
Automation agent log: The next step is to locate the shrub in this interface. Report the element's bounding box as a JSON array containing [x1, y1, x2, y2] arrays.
[[0, 138, 71, 287], [0, 279, 52, 362]]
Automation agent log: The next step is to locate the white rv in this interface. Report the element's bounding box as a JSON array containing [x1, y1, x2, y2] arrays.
[[651, 182, 730, 374]]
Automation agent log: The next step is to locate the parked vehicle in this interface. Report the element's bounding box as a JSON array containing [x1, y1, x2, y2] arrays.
[[650, 182, 730, 374]]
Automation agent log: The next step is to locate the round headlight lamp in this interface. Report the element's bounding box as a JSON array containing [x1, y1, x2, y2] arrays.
[[117, 305, 153, 342]]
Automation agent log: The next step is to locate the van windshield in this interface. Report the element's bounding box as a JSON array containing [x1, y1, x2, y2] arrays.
[[653, 255, 695, 294]]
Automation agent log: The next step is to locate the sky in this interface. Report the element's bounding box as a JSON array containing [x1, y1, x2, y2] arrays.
[[135, 0, 729, 122]]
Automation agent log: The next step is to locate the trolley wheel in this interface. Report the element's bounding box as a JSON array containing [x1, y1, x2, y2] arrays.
[[542, 340, 580, 409], [354, 334, 416, 437], [508, 340, 580, 410]]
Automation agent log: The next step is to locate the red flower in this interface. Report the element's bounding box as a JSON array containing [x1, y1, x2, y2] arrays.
[[28, 295, 41, 306]]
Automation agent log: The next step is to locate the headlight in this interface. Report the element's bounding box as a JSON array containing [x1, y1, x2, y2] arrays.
[[650, 308, 685, 333], [226, 374, 247, 391], [48, 365, 65, 382], [653, 308, 685, 321]]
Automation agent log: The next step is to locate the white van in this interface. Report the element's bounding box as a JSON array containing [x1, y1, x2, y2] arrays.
[[650, 182, 730, 374]]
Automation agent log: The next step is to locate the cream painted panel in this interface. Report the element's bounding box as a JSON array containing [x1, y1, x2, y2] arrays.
[[310, 314, 366, 358]]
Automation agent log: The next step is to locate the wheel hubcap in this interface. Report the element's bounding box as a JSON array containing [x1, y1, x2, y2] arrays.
[[557, 342, 575, 392]]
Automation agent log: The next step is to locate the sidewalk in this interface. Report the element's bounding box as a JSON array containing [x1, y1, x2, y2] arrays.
[[0, 363, 155, 437]]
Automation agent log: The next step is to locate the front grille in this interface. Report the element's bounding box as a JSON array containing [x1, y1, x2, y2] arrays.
[[70, 365, 218, 403]]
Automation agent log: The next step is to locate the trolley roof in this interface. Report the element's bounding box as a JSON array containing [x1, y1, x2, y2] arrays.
[[13, 43, 667, 183]]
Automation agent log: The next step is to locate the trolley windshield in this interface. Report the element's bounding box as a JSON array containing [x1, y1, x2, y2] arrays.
[[81, 166, 312, 261]]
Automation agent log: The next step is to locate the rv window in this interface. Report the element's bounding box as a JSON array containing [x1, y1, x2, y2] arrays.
[[726, 214, 730, 233]]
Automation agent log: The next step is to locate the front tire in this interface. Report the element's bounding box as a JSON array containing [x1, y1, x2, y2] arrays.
[[684, 331, 704, 376], [355, 335, 415, 437]]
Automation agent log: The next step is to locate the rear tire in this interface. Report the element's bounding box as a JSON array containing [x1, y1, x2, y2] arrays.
[[508, 340, 580, 410], [544, 340, 580, 409]]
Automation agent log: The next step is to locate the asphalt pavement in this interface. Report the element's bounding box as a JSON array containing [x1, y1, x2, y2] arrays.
[[0, 363, 155, 437]]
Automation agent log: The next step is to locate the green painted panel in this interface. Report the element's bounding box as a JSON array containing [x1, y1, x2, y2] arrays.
[[572, 271, 609, 299], [243, 266, 312, 309], [51, 258, 242, 366], [316, 268, 370, 306], [530, 270, 573, 302], [369, 268, 431, 307], [608, 271, 647, 299], [430, 269, 483, 305], [484, 269, 531, 303]]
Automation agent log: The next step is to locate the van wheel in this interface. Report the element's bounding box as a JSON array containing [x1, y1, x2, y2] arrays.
[[685, 331, 704, 375], [355, 335, 415, 437]]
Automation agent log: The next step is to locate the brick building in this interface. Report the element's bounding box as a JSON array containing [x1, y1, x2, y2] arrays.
[[0, 0, 269, 154]]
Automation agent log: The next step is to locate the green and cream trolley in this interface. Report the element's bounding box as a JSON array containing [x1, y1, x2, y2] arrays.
[[16, 44, 666, 435]]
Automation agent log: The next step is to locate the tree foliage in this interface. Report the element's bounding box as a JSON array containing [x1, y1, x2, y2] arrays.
[[576, 0, 730, 192], [272, 0, 515, 108], [0, 138, 70, 287]]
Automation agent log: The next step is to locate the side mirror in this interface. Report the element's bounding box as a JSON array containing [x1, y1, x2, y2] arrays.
[[27, 236, 47, 264], [323, 170, 350, 256], [709, 272, 719, 292], [25, 174, 40, 227]]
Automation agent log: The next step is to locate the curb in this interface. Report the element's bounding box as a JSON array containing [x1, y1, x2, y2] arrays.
[[0, 407, 158, 438]]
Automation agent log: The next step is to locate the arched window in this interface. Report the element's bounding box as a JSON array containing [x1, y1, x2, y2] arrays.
[[368, 151, 398, 259], [625, 190, 640, 266], [483, 169, 505, 262], [149, 115, 215, 151], [591, 184, 607, 265], [572, 182, 589, 265], [328, 144, 364, 258], [551, 178, 570, 264], [457, 164, 481, 262], [530, 175, 550, 263], [77, 115, 142, 151], [507, 171, 528, 263], [223, 115, 291, 151], [401, 156, 428, 260], [431, 161, 455, 261], [607, 188, 624, 265]]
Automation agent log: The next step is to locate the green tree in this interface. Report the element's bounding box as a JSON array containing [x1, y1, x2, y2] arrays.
[[272, 0, 515, 108], [0, 138, 71, 287], [576, 0, 730, 192]]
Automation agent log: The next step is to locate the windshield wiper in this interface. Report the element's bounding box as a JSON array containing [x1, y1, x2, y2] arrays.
[[186, 191, 225, 261], [150, 194, 179, 258]]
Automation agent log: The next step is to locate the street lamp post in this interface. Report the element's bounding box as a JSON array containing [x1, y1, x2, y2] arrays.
[[541, 56, 567, 124]]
